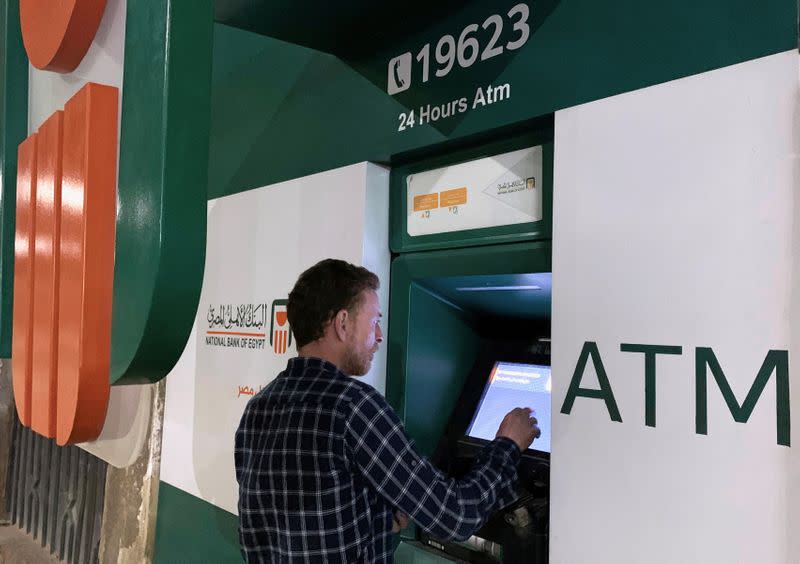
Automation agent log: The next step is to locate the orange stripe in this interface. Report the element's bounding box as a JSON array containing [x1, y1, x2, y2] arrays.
[[440, 187, 467, 207], [12, 134, 38, 427], [56, 84, 116, 445], [413, 193, 439, 212], [31, 111, 63, 439], [208, 331, 266, 338]]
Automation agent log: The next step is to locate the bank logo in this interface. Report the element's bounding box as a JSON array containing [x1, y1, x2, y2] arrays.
[[270, 299, 292, 355], [204, 303, 268, 351], [387, 52, 412, 95]]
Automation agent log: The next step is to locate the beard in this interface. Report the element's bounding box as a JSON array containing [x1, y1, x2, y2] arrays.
[[342, 346, 373, 376]]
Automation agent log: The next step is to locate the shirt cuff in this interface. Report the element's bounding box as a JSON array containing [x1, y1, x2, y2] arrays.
[[491, 437, 522, 465], [486, 437, 522, 510]]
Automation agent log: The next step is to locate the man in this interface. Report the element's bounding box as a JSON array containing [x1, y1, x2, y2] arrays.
[[235, 259, 540, 563]]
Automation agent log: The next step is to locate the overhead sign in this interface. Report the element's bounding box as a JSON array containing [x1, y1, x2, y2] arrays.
[[387, 3, 530, 95], [406, 145, 542, 236], [386, 2, 530, 134]]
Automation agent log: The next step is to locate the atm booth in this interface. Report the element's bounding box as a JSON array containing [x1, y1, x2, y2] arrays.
[[387, 129, 553, 563]]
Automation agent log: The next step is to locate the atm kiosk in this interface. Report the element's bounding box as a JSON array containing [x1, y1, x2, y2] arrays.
[[387, 128, 553, 563]]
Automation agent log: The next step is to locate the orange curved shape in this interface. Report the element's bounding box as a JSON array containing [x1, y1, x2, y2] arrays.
[[12, 135, 38, 428], [31, 111, 63, 439], [19, 0, 108, 72], [56, 84, 118, 445], [57, 83, 116, 445], [11, 83, 118, 445]]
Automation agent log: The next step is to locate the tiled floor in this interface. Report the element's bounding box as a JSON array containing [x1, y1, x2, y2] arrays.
[[0, 523, 62, 564]]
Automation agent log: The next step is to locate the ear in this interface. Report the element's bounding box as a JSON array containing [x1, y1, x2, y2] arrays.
[[332, 309, 349, 342]]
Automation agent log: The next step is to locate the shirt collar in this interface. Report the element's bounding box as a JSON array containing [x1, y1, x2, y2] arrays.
[[285, 356, 345, 378]]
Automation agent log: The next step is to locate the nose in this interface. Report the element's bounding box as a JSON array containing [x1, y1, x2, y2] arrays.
[[375, 323, 383, 343]]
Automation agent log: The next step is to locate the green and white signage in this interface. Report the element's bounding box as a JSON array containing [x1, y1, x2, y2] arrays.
[[161, 163, 390, 515], [551, 51, 799, 564]]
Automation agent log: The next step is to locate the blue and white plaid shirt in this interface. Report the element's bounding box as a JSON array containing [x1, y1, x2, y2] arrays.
[[235, 356, 520, 563]]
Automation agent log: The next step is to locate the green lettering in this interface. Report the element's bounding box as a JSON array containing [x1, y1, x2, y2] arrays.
[[695, 348, 790, 446], [620, 344, 682, 427], [561, 342, 622, 422]]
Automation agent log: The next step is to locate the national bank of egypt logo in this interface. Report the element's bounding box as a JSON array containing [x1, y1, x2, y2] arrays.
[[270, 299, 293, 355]]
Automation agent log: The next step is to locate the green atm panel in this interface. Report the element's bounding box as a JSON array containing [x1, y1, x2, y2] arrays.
[[387, 241, 551, 454]]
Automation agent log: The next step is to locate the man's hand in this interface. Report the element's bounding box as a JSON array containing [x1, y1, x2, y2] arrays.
[[496, 407, 541, 452], [392, 511, 409, 533]]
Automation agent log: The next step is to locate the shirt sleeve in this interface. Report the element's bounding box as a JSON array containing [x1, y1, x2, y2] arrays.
[[344, 386, 520, 542]]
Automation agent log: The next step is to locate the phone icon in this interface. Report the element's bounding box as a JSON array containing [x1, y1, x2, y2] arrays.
[[387, 53, 411, 95], [393, 60, 405, 89]]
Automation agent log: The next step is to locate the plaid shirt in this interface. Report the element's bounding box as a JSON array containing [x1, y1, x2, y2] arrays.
[[235, 356, 521, 563]]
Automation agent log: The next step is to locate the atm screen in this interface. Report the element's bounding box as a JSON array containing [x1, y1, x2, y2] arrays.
[[466, 361, 551, 454]]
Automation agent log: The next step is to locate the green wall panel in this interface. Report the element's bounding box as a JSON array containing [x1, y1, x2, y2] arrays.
[[111, 0, 214, 384], [209, 0, 795, 200], [403, 283, 480, 457], [154, 482, 241, 564], [207, 23, 444, 199], [0, 0, 28, 357]]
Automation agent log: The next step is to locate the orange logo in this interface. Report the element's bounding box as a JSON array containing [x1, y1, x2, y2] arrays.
[[20, 0, 108, 72], [12, 83, 118, 445], [270, 300, 292, 355]]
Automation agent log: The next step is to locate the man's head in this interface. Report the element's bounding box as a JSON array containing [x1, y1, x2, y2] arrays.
[[287, 259, 382, 376]]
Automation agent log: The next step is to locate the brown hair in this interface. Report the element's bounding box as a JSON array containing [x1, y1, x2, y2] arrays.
[[287, 259, 379, 348]]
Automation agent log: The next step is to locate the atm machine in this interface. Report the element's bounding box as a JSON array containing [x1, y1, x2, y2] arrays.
[[425, 335, 551, 563], [387, 129, 553, 564]]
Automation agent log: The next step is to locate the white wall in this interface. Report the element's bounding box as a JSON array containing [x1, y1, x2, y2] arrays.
[[551, 50, 800, 563], [161, 162, 391, 514]]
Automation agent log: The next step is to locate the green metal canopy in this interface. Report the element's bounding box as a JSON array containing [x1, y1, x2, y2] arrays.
[[214, 0, 470, 57]]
